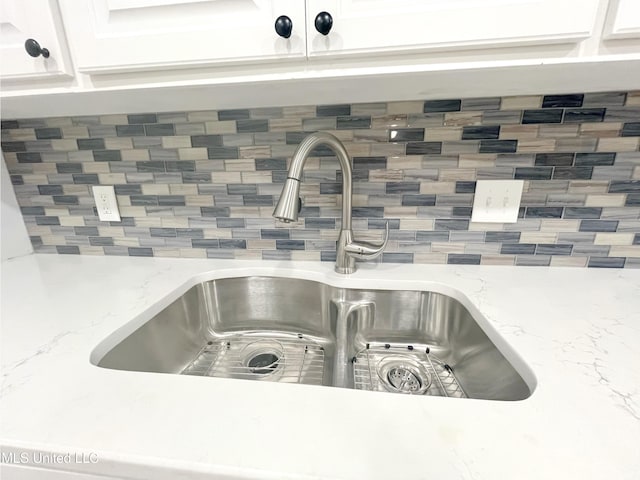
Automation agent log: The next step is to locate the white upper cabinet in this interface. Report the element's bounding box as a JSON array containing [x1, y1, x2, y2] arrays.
[[603, 0, 640, 40], [0, 0, 73, 80], [57, 0, 306, 74], [306, 0, 601, 57]]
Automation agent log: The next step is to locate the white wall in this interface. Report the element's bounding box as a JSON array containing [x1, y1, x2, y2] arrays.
[[1, 154, 32, 260]]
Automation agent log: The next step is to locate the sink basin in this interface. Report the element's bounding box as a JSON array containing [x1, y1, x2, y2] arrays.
[[94, 276, 534, 401]]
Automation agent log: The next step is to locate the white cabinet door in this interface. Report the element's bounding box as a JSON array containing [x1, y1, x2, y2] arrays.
[[0, 0, 73, 80], [306, 0, 601, 58], [58, 0, 306, 74], [603, 0, 640, 40]]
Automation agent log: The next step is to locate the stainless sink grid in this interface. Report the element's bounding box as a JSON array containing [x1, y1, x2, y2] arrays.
[[353, 344, 466, 397], [181, 332, 325, 385]]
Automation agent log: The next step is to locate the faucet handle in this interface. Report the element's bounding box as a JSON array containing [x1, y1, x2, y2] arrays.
[[344, 221, 389, 260]]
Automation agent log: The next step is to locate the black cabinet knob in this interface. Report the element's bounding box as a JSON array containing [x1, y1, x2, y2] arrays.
[[25, 38, 50, 58], [314, 11, 333, 35], [275, 15, 293, 39]]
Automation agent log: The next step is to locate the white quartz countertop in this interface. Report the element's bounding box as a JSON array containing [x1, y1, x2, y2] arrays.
[[1, 254, 639, 480]]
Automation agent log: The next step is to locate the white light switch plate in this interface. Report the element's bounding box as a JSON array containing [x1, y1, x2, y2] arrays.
[[471, 180, 524, 223], [92, 186, 121, 222]]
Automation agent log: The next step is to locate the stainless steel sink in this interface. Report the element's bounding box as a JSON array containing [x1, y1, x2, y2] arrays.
[[94, 276, 534, 401]]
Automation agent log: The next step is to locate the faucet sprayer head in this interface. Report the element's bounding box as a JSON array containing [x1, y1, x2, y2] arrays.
[[273, 178, 301, 222]]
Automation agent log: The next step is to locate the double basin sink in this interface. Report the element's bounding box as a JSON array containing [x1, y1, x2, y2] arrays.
[[94, 276, 534, 401]]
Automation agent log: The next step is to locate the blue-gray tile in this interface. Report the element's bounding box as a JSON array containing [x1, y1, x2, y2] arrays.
[[516, 255, 551, 266], [207, 147, 239, 159], [424, 99, 461, 112], [276, 240, 305, 250], [256, 158, 286, 171], [574, 153, 615, 166], [56, 163, 82, 173], [535, 153, 574, 166], [56, 246, 80, 254], [448, 254, 480, 265], [89, 237, 114, 246], [191, 135, 222, 147], [515, 167, 553, 180], [369, 218, 399, 229], [386, 182, 420, 194], [53, 195, 79, 205], [479, 140, 517, 153], [1, 141, 26, 152], [243, 195, 273, 206], [10, 175, 24, 185], [536, 244, 572, 255], [406, 142, 442, 154], [128, 247, 154, 256], [261, 229, 290, 239], [486, 232, 521, 242], [553, 167, 592, 180], [353, 157, 387, 170], [382, 253, 414, 264], [165, 161, 195, 172], [336, 116, 371, 130], [522, 109, 563, 124], [455, 181, 476, 194], [316, 105, 350, 117], [402, 195, 436, 206], [93, 150, 122, 162], [218, 109, 250, 121], [236, 119, 268, 133], [77, 138, 105, 150], [542, 94, 583, 108], [201, 207, 230, 217], [35, 216, 60, 226], [72, 174, 100, 184], [17, 152, 42, 163], [462, 126, 500, 140], [21, 206, 46, 215], [434, 219, 469, 230], [157, 195, 185, 206], [563, 108, 605, 123], [74, 226, 99, 236], [130, 195, 158, 206], [150, 228, 177, 237], [390, 129, 424, 142], [633, 233, 640, 245], [609, 181, 640, 193], [128, 114, 157, 124], [116, 125, 145, 136], [501, 243, 536, 255], [526, 207, 563, 218], [35, 128, 62, 139], [320, 183, 342, 194], [564, 207, 602, 219], [217, 218, 245, 228], [626, 194, 640, 206], [352, 207, 384, 218], [579, 220, 618, 232], [1, 120, 19, 129], [588, 257, 625, 268], [136, 161, 165, 172], [621, 122, 640, 137], [452, 207, 473, 217], [145, 124, 175, 136], [219, 239, 247, 249], [38, 185, 63, 195], [416, 231, 450, 242]]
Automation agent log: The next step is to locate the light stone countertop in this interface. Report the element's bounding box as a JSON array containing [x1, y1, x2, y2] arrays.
[[1, 254, 639, 480]]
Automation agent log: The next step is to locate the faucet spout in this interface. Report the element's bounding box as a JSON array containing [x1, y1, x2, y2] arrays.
[[273, 132, 387, 274]]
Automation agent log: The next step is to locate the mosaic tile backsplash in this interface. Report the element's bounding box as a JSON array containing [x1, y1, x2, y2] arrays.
[[2, 91, 640, 267]]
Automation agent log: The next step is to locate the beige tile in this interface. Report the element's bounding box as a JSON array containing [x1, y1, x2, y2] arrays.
[[556, 138, 597, 152], [291, 251, 321, 261], [204, 120, 236, 134], [135, 217, 162, 227], [51, 139, 78, 151], [539, 220, 579, 232], [98, 227, 124, 237], [21, 174, 48, 184], [44, 117, 73, 127], [98, 173, 126, 184], [224, 159, 255, 171], [283, 105, 315, 117], [240, 171, 272, 184], [104, 137, 133, 150], [119, 206, 146, 216], [399, 218, 431, 229], [40, 235, 66, 245], [185, 195, 214, 206], [31, 163, 57, 173], [429, 243, 464, 253], [520, 232, 557, 243], [371, 114, 407, 129], [178, 147, 207, 160], [568, 181, 609, 194], [585, 194, 626, 207], [60, 126, 89, 138], [458, 154, 497, 167], [230, 207, 262, 217], [162, 136, 191, 149], [27, 226, 53, 236], [211, 171, 241, 183], [538, 124, 579, 138], [100, 114, 128, 125], [387, 156, 422, 169], [481, 255, 515, 265], [154, 248, 181, 258], [580, 122, 622, 137], [79, 246, 106, 256], [385, 206, 418, 217], [595, 233, 635, 245], [239, 146, 271, 159], [235, 250, 263, 260], [501, 96, 541, 109], [516, 139, 556, 153], [179, 249, 207, 258], [439, 169, 476, 181], [387, 101, 423, 114], [269, 118, 302, 131], [444, 112, 482, 126], [169, 184, 198, 195], [413, 252, 447, 264], [420, 181, 456, 194], [369, 169, 404, 182], [550, 257, 587, 267], [626, 91, 640, 106], [3, 128, 36, 141], [203, 228, 232, 238], [113, 237, 140, 247], [425, 127, 462, 141], [610, 246, 640, 257], [633, 166, 640, 179], [140, 184, 169, 195], [499, 125, 539, 140], [121, 149, 150, 161], [58, 216, 86, 227], [248, 239, 276, 250], [188, 111, 218, 122], [83, 163, 111, 173], [597, 137, 639, 152], [115, 195, 131, 207], [370, 143, 405, 156], [161, 217, 189, 228], [342, 142, 370, 157]]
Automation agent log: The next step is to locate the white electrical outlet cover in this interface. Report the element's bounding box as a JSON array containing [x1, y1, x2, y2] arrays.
[[471, 180, 524, 223], [92, 186, 121, 222]]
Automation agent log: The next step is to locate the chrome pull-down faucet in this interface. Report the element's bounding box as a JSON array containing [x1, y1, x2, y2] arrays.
[[273, 132, 388, 274]]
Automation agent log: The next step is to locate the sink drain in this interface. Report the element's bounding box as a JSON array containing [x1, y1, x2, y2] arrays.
[[377, 356, 431, 395], [248, 352, 280, 374]]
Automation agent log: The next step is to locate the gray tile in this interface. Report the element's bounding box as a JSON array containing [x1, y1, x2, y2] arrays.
[[447, 254, 480, 265], [462, 126, 500, 139], [574, 153, 615, 166], [621, 122, 640, 137], [236, 119, 268, 133], [406, 142, 442, 154], [128, 114, 157, 124], [56, 245, 80, 254], [218, 109, 250, 121], [35, 128, 62, 139], [145, 124, 175, 136], [93, 150, 122, 162], [564, 207, 601, 219], [501, 244, 536, 255], [276, 240, 305, 250], [316, 105, 350, 117], [522, 109, 563, 124], [583, 92, 626, 106], [579, 220, 618, 232], [382, 253, 414, 263], [77, 138, 105, 150], [543, 94, 583, 108], [424, 99, 461, 112], [486, 232, 520, 242], [336, 116, 371, 130], [116, 125, 145, 136], [516, 255, 551, 266], [563, 108, 605, 123], [536, 244, 572, 255], [588, 257, 625, 268]]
